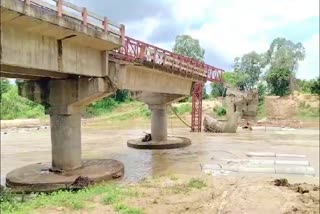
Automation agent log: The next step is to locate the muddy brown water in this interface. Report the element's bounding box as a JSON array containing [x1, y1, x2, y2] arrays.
[[1, 119, 319, 185]]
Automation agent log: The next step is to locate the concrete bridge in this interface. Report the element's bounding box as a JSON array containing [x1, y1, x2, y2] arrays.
[[1, 0, 223, 191]]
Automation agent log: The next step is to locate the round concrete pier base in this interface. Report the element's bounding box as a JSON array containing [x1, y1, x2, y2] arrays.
[[127, 136, 191, 149], [6, 159, 124, 193]]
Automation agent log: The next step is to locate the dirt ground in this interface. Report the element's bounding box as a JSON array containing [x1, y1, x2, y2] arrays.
[[35, 175, 319, 214]]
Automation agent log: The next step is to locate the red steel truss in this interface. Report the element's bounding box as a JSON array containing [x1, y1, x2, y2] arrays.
[[191, 83, 203, 132], [111, 37, 224, 81]]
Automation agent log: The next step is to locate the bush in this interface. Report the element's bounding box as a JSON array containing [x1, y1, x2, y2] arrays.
[[211, 83, 225, 98], [213, 106, 226, 116], [0, 86, 44, 119], [85, 98, 118, 117], [266, 68, 291, 96]]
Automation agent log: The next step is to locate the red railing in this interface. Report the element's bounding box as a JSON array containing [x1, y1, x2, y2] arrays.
[[111, 37, 224, 82]]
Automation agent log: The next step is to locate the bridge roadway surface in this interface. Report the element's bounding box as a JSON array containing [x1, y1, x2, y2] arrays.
[[0, 0, 224, 191]]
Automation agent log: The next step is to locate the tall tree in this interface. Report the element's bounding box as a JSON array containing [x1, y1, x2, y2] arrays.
[[173, 35, 205, 62], [233, 51, 263, 90], [265, 37, 305, 96], [173, 34, 207, 98]]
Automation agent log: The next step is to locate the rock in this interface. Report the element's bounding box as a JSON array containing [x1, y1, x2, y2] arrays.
[[274, 178, 290, 187], [69, 176, 93, 190]]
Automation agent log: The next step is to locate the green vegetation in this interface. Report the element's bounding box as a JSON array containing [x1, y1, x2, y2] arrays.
[[264, 38, 305, 96], [171, 103, 191, 115], [213, 105, 226, 116], [211, 82, 225, 98], [297, 78, 320, 94], [187, 178, 207, 189], [115, 204, 143, 214], [1, 183, 142, 214], [296, 102, 319, 119], [170, 177, 207, 194], [0, 84, 45, 120], [173, 35, 205, 62], [233, 51, 263, 90]]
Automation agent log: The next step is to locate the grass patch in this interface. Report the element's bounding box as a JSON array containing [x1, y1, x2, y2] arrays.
[[257, 100, 266, 119], [89, 101, 151, 122], [296, 102, 319, 119], [0, 86, 45, 120], [171, 184, 191, 194], [1, 183, 141, 214], [171, 103, 192, 115], [170, 178, 207, 194], [187, 178, 207, 189], [169, 175, 178, 181], [115, 203, 144, 214]]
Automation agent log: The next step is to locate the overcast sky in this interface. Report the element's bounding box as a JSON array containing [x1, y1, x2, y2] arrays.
[[69, 0, 319, 80]]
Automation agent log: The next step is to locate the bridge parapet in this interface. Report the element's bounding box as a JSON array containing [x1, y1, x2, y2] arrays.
[[110, 37, 224, 82], [1, 0, 124, 45]]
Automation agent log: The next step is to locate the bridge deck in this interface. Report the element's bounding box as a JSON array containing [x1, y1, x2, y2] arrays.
[[1, 0, 223, 82]]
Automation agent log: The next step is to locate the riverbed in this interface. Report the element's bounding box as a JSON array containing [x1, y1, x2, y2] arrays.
[[1, 119, 319, 185]]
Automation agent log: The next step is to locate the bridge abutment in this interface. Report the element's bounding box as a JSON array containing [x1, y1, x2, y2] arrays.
[[6, 78, 124, 192], [127, 92, 191, 149]]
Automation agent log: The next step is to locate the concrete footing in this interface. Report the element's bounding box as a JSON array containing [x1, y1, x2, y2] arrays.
[[127, 136, 191, 149], [6, 159, 124, 193]]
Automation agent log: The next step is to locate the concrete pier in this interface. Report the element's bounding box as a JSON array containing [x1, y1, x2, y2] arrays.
[[150, 104, 167, 141], [51, 113, 81, 171], [5, 78, 125, 192], [127, 92, 191, 149]]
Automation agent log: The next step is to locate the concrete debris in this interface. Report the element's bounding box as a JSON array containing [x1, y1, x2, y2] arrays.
[[142, 133, 152, 142], [70, 176, 93, 190], [246, 152, 306, 158], [202, 164, 315, 176], [203, 113, 241, 133], [274, 178, 290, 187]]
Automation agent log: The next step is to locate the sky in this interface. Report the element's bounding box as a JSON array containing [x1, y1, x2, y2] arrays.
[[68, 0, 319, 80]]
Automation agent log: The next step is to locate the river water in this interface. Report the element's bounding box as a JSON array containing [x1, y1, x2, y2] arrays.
[[1, 119, 319, 185]]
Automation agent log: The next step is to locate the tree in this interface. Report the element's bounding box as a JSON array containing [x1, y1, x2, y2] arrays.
[[310, 78, 320, 94], [265, 38, 305, 96], [266, 68, 291, 96], [0, 78, 11, 102], [296, 78, 320, 95], [173, 34, 207, 98], [173, 35, 205, 62], [233, 51, 263, 90], [222, 71, 249, 90], [211, 82, 225, 98]]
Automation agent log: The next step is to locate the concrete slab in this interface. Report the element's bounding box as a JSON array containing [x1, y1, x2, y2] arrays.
[[127, 136, 191, 150], [6, 159, 124, 193]]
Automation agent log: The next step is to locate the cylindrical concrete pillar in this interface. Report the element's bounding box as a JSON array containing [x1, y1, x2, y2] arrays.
[[50, 113, 81, 171], [150, 105, 167, 141]]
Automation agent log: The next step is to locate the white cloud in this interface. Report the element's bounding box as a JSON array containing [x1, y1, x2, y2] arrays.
[[298, 34, 320, 79], [168, 0, 319, 77]]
